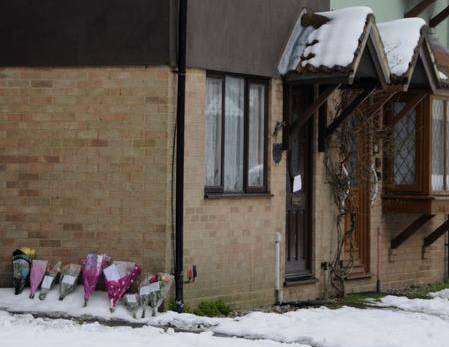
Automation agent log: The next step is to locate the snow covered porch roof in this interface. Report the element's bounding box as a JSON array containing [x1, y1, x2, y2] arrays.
[[278, 6, 390, 88], [378, 18, 442, 93]]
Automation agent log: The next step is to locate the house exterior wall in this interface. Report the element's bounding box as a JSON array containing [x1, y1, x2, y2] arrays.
[[0, 66, 176, 286], [283, 94, 446, 302], [182, 69, 286, 308]]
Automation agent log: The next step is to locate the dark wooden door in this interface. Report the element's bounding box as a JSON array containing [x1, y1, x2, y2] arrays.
[[344, 118, 370, 275], [285, 86, 313, 279]]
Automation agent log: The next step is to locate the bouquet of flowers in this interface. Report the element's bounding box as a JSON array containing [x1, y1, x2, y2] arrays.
[[39, 260, 61, 300], [139, 272, 173, 318], [59, 263, 81, 301], [29, 260, 48, 299], [103, 261, 141, 312], [12, 248, 35, 295], [124, 293, 140, 319], [82, 253, 109, 306]]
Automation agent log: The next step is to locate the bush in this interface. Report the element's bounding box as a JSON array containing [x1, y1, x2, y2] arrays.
[[193, 300, 232, 317], [167, 301, 191, 313]]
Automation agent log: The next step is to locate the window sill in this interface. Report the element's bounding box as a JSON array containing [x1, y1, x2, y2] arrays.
[[346, 272, 372, 281], [284, 276, 318, 287], [204, 192, 273, 200]]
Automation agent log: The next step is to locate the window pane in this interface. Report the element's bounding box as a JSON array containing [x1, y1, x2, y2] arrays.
[[432, 99, 445, 191], [205, 77, 222, 187], [393, 102, 416, 185], [248, 83, 266, 187], [224, 77, 245, 192]]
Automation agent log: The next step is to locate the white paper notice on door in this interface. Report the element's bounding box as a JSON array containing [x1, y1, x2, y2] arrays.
[[293, 175, 302, 192]]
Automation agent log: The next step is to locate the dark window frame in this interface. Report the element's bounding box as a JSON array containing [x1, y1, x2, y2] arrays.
[[204, 71, 269, 197]]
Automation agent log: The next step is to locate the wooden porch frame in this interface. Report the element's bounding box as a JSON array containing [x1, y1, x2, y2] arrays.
[[324, 83, 377, 139], [288, 84, 340, 135], [423, 216, 449, 249], [405, 0, 436, 18], [390, 92, 428, 127], [430, 6, 449, 28], [391, 214, 434, 249]]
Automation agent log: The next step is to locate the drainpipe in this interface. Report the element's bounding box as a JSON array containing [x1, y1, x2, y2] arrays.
[[275, 232, 283, 304], [175, 0, 187, 313]]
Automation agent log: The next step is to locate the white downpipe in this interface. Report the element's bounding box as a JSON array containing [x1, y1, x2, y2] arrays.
[[275, 232, 283, 304]]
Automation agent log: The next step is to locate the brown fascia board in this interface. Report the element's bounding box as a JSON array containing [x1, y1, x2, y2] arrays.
[[298, 12, 372, 83], [391, 26, 432, 91], [365, 20, 391, 88]]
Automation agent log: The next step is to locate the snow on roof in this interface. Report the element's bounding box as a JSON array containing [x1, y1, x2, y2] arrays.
[[278, 6, 373, 75], [378, 18, 426, 78]]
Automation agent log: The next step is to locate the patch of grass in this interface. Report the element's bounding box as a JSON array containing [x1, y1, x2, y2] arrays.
[[167, 301, 192, 313], [193, 300, 232, 317], [404, 281, 449, 299], [329, 292, 385, 309]]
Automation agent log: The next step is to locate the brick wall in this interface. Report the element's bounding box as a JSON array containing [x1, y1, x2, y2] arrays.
[[0, 67, 176, 285], [283, 91, 446, 302], [1, 66, 445, 307], [182, 70, 286, 309]]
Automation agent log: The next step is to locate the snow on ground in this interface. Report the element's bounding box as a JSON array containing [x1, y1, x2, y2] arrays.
[[212, 306, 449, 347], [0, 311, 309, 347], [3, 286, 449, 347], [0, 286, 221, 330], [375, 288, 449, 319]]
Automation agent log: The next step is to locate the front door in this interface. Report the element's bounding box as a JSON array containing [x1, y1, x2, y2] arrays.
[[285, 86, 314, 280], [345, 116, 371, 275]]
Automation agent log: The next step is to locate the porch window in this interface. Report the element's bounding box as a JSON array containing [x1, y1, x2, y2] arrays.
[[204, 73, 268, 195], [392, 101, 417, 186], [384, 94, 449, 214]]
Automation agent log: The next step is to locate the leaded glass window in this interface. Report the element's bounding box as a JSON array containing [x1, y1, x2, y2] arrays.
[[393, 102, 417, 185], [432, 99, 445, 191]]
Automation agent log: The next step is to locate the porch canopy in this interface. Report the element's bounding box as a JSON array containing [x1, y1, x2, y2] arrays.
[[378, 17, 442, 93], [278, 6, 390, 87], [278, 6, 392, 140]]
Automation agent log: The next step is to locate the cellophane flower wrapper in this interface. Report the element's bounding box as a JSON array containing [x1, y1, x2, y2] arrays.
[[12, 248, 35, 295], [82, 253, 109, 306], [103, 261, 141, 312], [124, 293, 140, 319], [139, 274, 158, 318], [29, 260, 48, 298], [59, 263, 81, 300], [139, 273, 173, 317], [39, 260, 61, 300]]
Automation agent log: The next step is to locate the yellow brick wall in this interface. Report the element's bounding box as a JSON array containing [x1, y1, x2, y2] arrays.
[[0, 66, 445, 306], [182, 70, 286, 309], [0, 67, 176, 285]]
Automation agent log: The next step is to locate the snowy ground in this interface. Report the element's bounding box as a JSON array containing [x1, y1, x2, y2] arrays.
[[2, 286, 449, 347]]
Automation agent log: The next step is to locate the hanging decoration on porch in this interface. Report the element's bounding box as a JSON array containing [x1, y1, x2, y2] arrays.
[[82, 253, 110, 306], [29, 260, 48, 299], [39, 260, 62, 300], [324, 89, 392, 297], [103, 261, 141, 312], [59, 264, 81, 300], [12, 248, 35, 295]]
